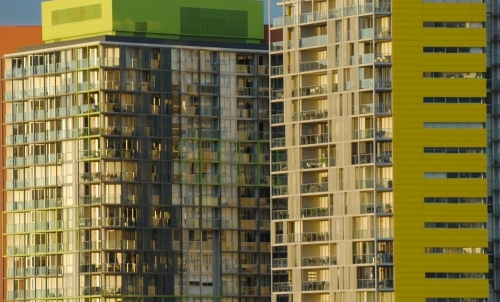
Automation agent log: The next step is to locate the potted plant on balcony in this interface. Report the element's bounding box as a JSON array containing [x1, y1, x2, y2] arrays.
[[385, 204, 392, 213], [321, 153, 327, 167]]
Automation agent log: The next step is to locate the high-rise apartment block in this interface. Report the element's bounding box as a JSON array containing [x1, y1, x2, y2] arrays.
[[269, 0, 488, 301], [2, 0, 271, 301]]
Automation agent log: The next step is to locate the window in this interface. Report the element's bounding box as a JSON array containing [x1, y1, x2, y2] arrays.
[[424, 197, 485, 204], [424, 222, 486, 229], [424, 172, 486, 178], [423, 97, 484, 103], [423, 147, 484, 153], [425, 247, 486, 254], [425, 273, 486, 279], [423, 22, 484, 28], [423, 72, 485, 78], [423, 122, 484, 128]]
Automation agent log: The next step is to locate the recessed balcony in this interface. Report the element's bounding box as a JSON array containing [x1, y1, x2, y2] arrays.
[[376, 228, 394, 239], [273, 282, 292, 292], [273, 209, 289, 220], [301, 207, 330, 218], [353, 253, 375, 264], [300, 35, 328, 48], [293, 109, 328, 121], [302, 256, 336, 267], [301, 182, 328, 194], [299, 59, 328, 73], [273, 185, 289, 196], [301, 133, 330, 145], [294, 84, 328, 97], [375, 27, 391, 39], [271, 41, 284, 52], [358, 279, 376, 289], [353, 129, 374, 140], [353, 229, 375, 239], [375, 128, 393, 140], [301, 157, 335, 169], [374, 78, 392, 89], [302, 281, 330, 291], [359, 28, 374, 39]]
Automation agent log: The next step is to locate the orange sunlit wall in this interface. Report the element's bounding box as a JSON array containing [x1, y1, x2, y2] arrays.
[[0, 25, 42, 300]]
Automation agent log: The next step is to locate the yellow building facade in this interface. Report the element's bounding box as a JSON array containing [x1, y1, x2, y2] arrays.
[[269, 0, 488, 301]]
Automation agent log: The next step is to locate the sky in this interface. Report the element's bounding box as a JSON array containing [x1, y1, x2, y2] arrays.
[[0, 0, 279, 26]]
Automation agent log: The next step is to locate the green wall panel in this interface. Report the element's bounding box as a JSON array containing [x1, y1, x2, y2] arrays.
[[42, 0, 263, 43]]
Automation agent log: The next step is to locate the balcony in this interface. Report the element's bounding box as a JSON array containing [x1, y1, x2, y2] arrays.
[[302, 281, 330, 291], [301, 182, 328, 194], [360, 78, 374, 89], [376, 178, 393, 190], [271, 89, 284, 100], [352, 153, 374, 165], [272, 185, 289, 196], [375, 128, 393, 139], [359, 28, 374, 39], [376, 102, 392, 114], [273, 210, 289, 220], [271, 137, 286, 148], [302, 157, 335, 169], [376, 228, 394, 239], [358, 279, 376, 289], [301, 207, 330, 218], [353, 129, 374, 140], [378, 279, 394, 290], [273, 282, 292, 292], [271, 65, 284, 76], [375, 53, 392, 64], [375, 28, 391, 39], [376, 152, 392, 164], [377, 253, 393, 264], [271, 113, 284, 124], [297, 84, 328, 97], [300, 35, 328, 48], [271, 41, 284, 52], [293, 109, 328, 121], [353, 254, 375, 264], [359, 53, 375, 64], [300, 59, 328, 72], [301, 133, 330, 145], [375, 1, 392, 13], [353, 229, 375, 239]]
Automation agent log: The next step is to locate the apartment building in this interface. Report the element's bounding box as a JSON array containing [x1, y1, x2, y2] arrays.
[[269, 0, 488, 301], [0, 25, 43, 301], [2, 0, 271, 301]]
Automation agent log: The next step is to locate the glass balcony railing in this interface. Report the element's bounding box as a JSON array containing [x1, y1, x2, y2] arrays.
[[271, 17, 284, 27], [359, 3, 374, 14], [378, 279, 394, 290], [301, 207, 330, 217], [293, 109, 328, 121], [272, 185, 289, 196], [375, 128, 393, 139], [352, 153, 374, 165], [359, 53, 375, 64], [301, 182, 328, 193], [271, 41, 284, 52], [273, 210, 289, 220], [359, 28, 374, 39], [353, 229, 375, 239], [375, 53, 392, 63], [376, 228, 394, 239], [329, 8, 342, 18], [344, 5, 357, 16], [271, 65, 284, 76], [376, 27, 391, 39], [301, 157, 329, 169], [353, 129, 374, 140], [302, 281, 330, 291], [301, 133, 330, 145], [271, 89, 284, 100], [353, 254, 375, 264], [376, 102, 392, 114], [375, 78, 392, 88], [299, 59, 328, 72], [377, 253, 394, 264], [300, 35, 328, 48], [273, 258, 288, 268], [358, 279, 376, 289], [360, 78, 374, 89], [271, 113, 284, 124], [273, 282, 292, 292], [375, 1, 392, 13], [272, 137, 286, 148]]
